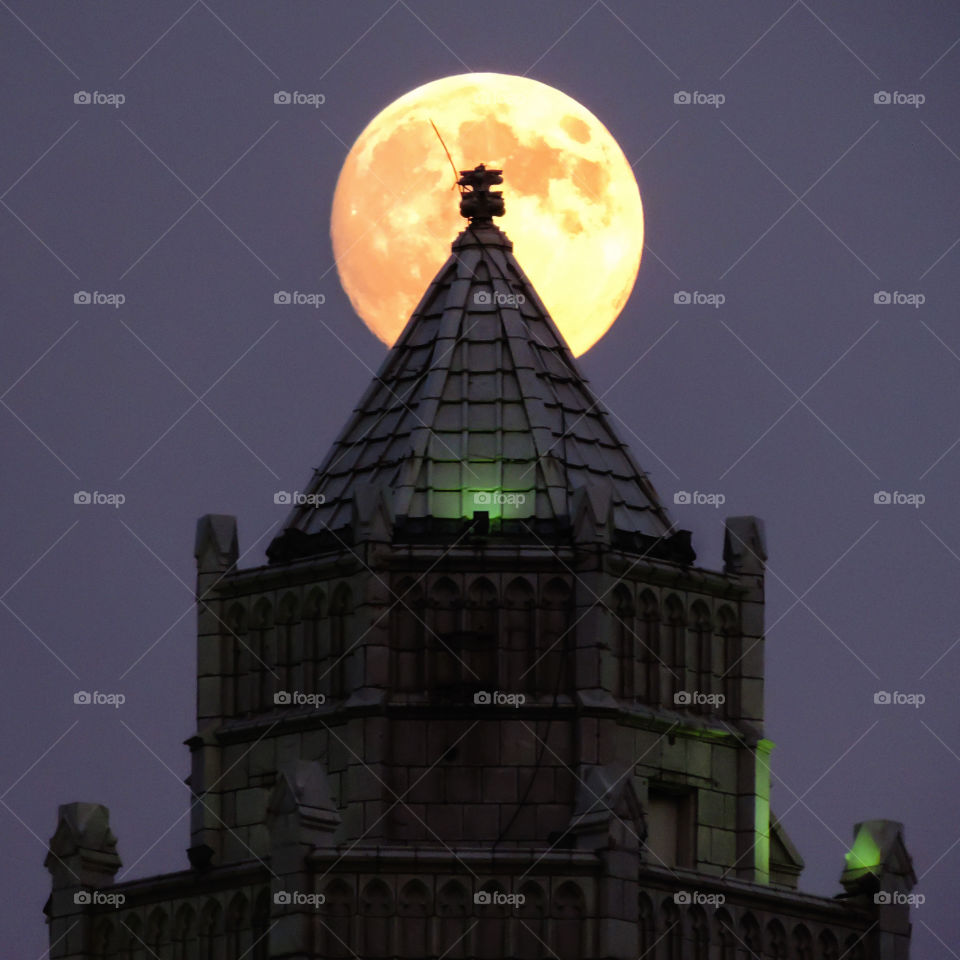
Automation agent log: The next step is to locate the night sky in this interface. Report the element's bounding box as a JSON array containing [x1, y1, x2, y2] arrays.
[[2, 2, 959, 954]]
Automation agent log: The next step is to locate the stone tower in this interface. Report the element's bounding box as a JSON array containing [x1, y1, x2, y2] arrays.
[[46, 165, 916, 959]]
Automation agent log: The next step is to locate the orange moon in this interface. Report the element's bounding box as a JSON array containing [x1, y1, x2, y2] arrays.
[[331, 73, 644, 357]]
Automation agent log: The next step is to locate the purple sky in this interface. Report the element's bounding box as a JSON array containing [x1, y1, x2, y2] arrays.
[[2, 1, 959, 955]]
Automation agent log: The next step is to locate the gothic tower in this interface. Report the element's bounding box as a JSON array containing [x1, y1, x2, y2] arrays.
[[46, 165, 916, 959]]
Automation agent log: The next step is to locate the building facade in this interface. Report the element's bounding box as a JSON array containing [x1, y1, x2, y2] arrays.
[[46, 166, 916, 958]]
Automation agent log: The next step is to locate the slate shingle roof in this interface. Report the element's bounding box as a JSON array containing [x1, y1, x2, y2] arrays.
[[276, 222, 673, 541]]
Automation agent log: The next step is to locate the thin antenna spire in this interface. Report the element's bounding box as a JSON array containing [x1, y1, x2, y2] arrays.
[[429, 119, 462, 191]]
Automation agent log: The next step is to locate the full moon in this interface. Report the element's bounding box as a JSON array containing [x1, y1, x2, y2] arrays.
[[331, 73, 644, 357]]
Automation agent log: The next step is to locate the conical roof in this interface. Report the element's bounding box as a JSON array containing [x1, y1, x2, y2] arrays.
[[270, 166, 676, 555]]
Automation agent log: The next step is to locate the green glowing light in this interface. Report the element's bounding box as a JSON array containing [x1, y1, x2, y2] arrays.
[[754, 739, 774, 884], [845, 826, 882, 872]]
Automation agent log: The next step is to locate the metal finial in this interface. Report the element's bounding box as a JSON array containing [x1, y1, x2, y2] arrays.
[[458, 163, 505, 225]]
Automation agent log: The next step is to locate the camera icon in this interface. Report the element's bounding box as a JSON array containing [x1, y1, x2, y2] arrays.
[[74, 291, 91, 305], [474, 492, 492, 505], [673, 891, 691, 905], [274, 291, 291, 305], [274, 691, 292, 705], [874, 891, 892, 904], [874, 491, 891, 505], [274, 491, 292, 505], [674, 91, 691, 105], [74, 691, 92, 704], [473, 891, 492, 905], [273, 891, 292, 905], [473, 290, 492, 305], [674, 691, 692, 705], [673, 491, 691, 505], [874, 691, 891, 705], [874, 91, 891, 105], [74, 91, 91, 105], [874, 291, 891, 305], [73, 890, 92, 905], [74, 491, 92, 505], [673, 291, 691, 305], [274, 91, 291, 105], [473, 691, 491, 705]]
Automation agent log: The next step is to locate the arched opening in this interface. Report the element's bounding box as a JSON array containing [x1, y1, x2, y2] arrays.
[[361, 879, 393, 958], [197, 900, 221, 960], [719, 605, 740, 720], [225, 894, 250, 959], [664, 595, 686, 707], [146, 909, 168, 960], [276, 593, 299, 698], [466, 577, 499, 690], [716, 908, 737, 960], [251, 889, 270, 960], [398, 879, 430, 958], [638, 590, 661, 706], [173, 905, 196, 960], [661, 897, 682, 960], [690, 601, 712, 711], [321, 880, 354, 958], [637, 893, 655, 959], [818, 929, 839, 960], [553, 881, 585, 960], [766, 919, 787, 959], [329, 585, 353, 700], [691, 905, 709, 960], [252, 598, 275, 711], [613, 585, 635, 699], [516, 882, 547, 959], [303, 589, 327, 697], [474, 881, 508, 960], [504, 578, 535, 692], [429, 578, 461, 693], [437, 880, 470, 958], [741, 912, 762, 959], [225, 603, 247, 717], [792, 924, 814, 960], [538, 579, 572, 697], [391, 577, 426, 693]]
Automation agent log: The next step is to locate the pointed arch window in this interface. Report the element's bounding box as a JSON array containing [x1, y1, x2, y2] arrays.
[[538, 579, 572, 697], [391, 577, 426, 693], [613, 585, 635, 699], [639, 591, 661, 707]]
